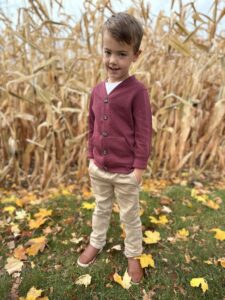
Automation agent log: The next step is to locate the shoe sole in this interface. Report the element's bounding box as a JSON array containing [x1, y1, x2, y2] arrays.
[[77, 248, 103, 268]]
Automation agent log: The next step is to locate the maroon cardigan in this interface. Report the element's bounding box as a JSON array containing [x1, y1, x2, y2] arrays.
[[88, 76, 152, 174]]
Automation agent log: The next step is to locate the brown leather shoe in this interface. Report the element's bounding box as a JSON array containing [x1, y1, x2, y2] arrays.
[[128, 257, 144, 284], [77, 244, 103, 268]]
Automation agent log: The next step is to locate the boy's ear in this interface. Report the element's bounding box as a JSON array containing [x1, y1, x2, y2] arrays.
[[133, 50, 142, 62]]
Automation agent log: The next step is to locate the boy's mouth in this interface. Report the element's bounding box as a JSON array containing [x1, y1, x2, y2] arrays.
[[108, 66, 120, 71]]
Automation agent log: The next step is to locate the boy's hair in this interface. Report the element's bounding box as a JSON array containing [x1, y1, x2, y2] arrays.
[[103, 12, 143, 54]]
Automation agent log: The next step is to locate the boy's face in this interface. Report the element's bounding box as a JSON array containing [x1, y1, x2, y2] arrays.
[[102, 30, 141, 83]]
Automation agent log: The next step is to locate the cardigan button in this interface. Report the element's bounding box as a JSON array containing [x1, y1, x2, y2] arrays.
[[104, 98, 109, 103], [103, 115, 108, 120], [103, 149, 108, 155], [102, 131, 108, 137]]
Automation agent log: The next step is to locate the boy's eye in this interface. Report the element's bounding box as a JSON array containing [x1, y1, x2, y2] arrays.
[[119, 53, 127, 57], [104, 50, 111, 55]]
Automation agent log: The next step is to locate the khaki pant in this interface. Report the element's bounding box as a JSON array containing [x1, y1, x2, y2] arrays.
[[88, 160, 143, 257]]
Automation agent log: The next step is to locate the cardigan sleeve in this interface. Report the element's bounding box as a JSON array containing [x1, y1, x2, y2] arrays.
[[87, 91, 95, 159], [132, 88, 152, 169]]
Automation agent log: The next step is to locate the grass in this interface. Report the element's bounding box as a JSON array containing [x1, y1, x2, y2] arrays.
[[0, 183, 225, 299]]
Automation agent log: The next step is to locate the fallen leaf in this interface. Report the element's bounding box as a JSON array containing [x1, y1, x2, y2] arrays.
[[75, 274, 91, 288], [204, 260, 213, 265], [120, 223, 126, 239], [11, 223, 21, 237], [3, 206, 16, 214], [143, 230, 161, 244], [161, 206, 172, 214], [28, 218, 48, 230], [82, 202, 96, 210], [26, 236, 47, 256], [139, 206, 144, 216], [15, 210, 28, 220], [190, 277, 208, 293], [218, 258, 225, 268], [191, 189, 208, 203], [7, 240, 15, 250], [5, 257, 24, 275], [19, 286, 48, 300], [42, 226, 53, 235], [112, 203, 120, 213], [204, 200, 219, 210], [176, 228, 189, 240], [185, 254, 191, 264], [210, 228, 225, 241], [34, 209, 52, 219], [113, 270, 131, 289], [111, 245, 122, 251], [143, 289, 156, 300], [136, 254, 155, 268], [149, 215, 169, 225], [13, 245, 28, 260], [70, 237, 83, 244], [160, 196, 173, 206], [82, 188, 92, 199]]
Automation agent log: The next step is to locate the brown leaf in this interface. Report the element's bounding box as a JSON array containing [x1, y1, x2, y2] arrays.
[[13, 245, 27, 260], [160, 196, 173, 206]]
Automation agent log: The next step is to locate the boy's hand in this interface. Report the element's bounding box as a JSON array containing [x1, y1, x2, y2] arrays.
[[133, 168, 144, 184]]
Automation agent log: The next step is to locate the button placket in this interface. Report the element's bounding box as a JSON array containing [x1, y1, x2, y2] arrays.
[[102, 96, 109, 168]]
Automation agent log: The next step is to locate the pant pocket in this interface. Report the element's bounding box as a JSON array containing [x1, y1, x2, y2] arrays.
[[130, 171, 142, 187]]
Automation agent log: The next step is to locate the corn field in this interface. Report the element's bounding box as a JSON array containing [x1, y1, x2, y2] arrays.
[[0, 0, 225, 190]]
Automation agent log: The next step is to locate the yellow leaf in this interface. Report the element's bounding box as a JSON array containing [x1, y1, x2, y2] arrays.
[[16, 199, 24, 207], [210, 228, 225, 241], [204, 260, 213, 265], [191, 189, 208, 203], [26, 287, 43, 300], [82, 188, 92, 199], [113, 273, 124, 287], [195, 195, 208, 203], [82, 202, 96, 210], [190, 277, 208, 293], [29, 217, 48, 229], [3, 206, 16, 214], [75, 274, 91, 288], [1, 195, 17, 204], [113, 270, 131, 289], [5, 256, 24, 275], [218, 258, 225, 268], [26, 236, 47, 256], [34, 209, 52, 219], [19, 287, 48, 300], [149, 215, 168, 225], [143, 230, 161, 244], [204, 200, 219, 210], [136, 254, 155, 268], [61, 188, 72, 196], [176, 228, 189, 240]]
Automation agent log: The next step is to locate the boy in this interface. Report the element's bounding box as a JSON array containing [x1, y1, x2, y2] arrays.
[[77, 12, 152, 284]]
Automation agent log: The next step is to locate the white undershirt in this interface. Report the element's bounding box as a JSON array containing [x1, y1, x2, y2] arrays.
[[105, 81, 122, 95]]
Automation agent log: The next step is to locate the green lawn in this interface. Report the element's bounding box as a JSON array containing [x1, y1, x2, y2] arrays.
[[0, 181, 225, 299]]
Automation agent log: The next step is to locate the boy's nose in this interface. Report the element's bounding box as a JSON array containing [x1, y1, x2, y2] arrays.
[[109, 54, 117, 64]]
